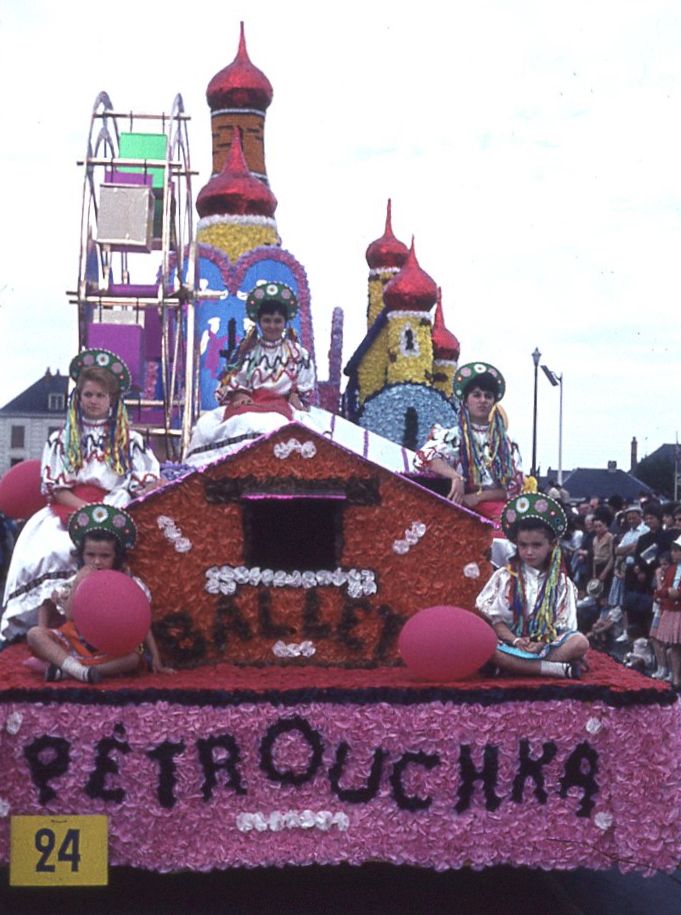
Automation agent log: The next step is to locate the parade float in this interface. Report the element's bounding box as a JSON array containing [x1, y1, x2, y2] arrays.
[[1, 24, 680, 883]]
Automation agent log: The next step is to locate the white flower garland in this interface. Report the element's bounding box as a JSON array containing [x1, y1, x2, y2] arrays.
[[236, 809, 349, 833], [5, 712, 23, 735], [392, 521, 426, 555], [272, 640, 316, 658], [273, 438, 317, 459], [197, 213, 278, 230], [157, 516, 192, 553], [205, 566, 377, 598]]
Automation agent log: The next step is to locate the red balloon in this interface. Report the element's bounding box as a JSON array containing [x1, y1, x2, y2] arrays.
[[0, 460, 46, 520], [72, 570, 151, 656], [399, 605, 496, 681]]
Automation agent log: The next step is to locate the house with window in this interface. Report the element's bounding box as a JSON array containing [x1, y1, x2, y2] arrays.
[[0, 370, 68, 474]]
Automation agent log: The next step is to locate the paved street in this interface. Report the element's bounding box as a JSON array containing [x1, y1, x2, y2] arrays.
[[3, 863, 681, 914]]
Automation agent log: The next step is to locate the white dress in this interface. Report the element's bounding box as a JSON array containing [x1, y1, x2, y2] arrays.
[[475, 562, 578, 642], [0, 419, 159, 642], [185, 336, 319, 467]]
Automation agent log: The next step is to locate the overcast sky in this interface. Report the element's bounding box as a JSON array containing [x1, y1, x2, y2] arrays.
[[1, 0, 680, 476]]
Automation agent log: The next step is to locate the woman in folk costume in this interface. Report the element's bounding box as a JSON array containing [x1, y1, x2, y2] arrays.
[[185, 282, 317, 466], [476, 493, 589, 679], [1, 349, 159, 642], [414, 362, 523, 525]]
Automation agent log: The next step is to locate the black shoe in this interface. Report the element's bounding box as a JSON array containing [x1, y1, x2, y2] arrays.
[[566, 661, 583, 680], [86, 666, 102, 685], [45, 663, 63, 682]]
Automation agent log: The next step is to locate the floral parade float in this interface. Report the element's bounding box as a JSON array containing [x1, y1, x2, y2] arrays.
[[1, 23, 680, 880]]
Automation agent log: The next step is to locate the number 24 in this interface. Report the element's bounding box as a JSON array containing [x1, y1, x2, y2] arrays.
[[35, 828, 81, 872]]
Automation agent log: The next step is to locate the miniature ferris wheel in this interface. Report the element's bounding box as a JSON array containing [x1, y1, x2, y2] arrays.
[[68, 91, 199, 458]]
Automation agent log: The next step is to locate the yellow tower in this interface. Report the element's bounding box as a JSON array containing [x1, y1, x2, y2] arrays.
[[383, 241, 437, 386]]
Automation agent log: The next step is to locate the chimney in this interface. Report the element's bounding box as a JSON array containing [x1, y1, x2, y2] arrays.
[[607, 460, 617, 472], [630, 436, 638, 473]]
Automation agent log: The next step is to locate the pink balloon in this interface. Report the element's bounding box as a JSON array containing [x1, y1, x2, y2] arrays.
[[399, 605, 496, 681], [72, 571, 151, 656], [0, 460, 46, 520]]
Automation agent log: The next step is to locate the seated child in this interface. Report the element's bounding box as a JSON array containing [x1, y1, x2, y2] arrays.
[[476, 493, 589, 678], [186, 282, 318, 466], [26, 504, 173, 684]]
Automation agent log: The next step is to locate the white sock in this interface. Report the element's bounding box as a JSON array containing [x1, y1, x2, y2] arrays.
[[539, 660, 568, 678], [61, 656, 91, 682]]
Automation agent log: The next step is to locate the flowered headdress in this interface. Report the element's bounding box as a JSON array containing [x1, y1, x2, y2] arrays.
[[68, 503, 137, 551], [501, 493, 567, 542], [246, 282, 298, 322], [502, 493, 568, 643], [63, 348, 132, 476], [453, 362, 505, 402], [454, 361, 515, 489]]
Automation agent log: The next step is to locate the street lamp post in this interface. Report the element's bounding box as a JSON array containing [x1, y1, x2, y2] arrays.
[[541, 364, 563, 485], [531, 348, 541, 477]]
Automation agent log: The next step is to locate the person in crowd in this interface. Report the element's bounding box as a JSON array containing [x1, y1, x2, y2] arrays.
[[27, 504, 172, 683], [590, 507, 615, 599], [650, 551, 672, 680], [571, 513, 595, 593], [185, 282, 317, 466], [609, 505, 648, 636], [654, 536, 681, 689], [475, 493, 589, 678], [1, 350, 160, 643], [414, 362, 523, 525], [618, 503, 673, 642]]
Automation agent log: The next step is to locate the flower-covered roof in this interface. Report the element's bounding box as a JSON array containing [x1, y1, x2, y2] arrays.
[[196, 127, 277, 218], [382, 240, 438, 312], [432, 288, 460, 360], [206, 22, 273, 112], [365, 200, 409, 270]]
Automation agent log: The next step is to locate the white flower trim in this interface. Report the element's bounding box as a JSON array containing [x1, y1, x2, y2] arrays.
[[586, 717, 603, 735], [368, 266, 401, 278], [386, 309, 433, 322], [392, 521, 426, 554], [5, 712, 23, 735], [157, 515, 192, 553], [198, 213, 278, 230], [594, 812, 613, 831], [0, 798, 10, 818], [273, 438, 317, 460], [205, 566, 377, 598], [463, 562, 481, 579], [272, 640, 316, 658], [236, 810, 349, 833]]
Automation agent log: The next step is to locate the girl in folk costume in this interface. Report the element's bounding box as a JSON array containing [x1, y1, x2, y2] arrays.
[[476, 493, 589, 678], [27, 504, 172, 683], [654, 536, 681, 689], [1, 349, 159, 642], [185, 282, 318, 466], [414, 362, 523, 525]]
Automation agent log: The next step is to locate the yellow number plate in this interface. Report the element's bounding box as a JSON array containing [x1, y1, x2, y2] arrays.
[[10, 815, 108, 886]]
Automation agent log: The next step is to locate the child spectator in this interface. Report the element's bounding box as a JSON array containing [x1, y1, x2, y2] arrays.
[[654, 536, 681, 689], [26, 504, 172, 683], [476, 493, 589, 678]]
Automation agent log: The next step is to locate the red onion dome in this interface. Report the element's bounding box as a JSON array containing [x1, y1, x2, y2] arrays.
[[365, 199, 409, 270], [382, 239, 438, 312], [206, 22, 273, 111], [432, 288, 460, 360], [196, 127, 277, 218]]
